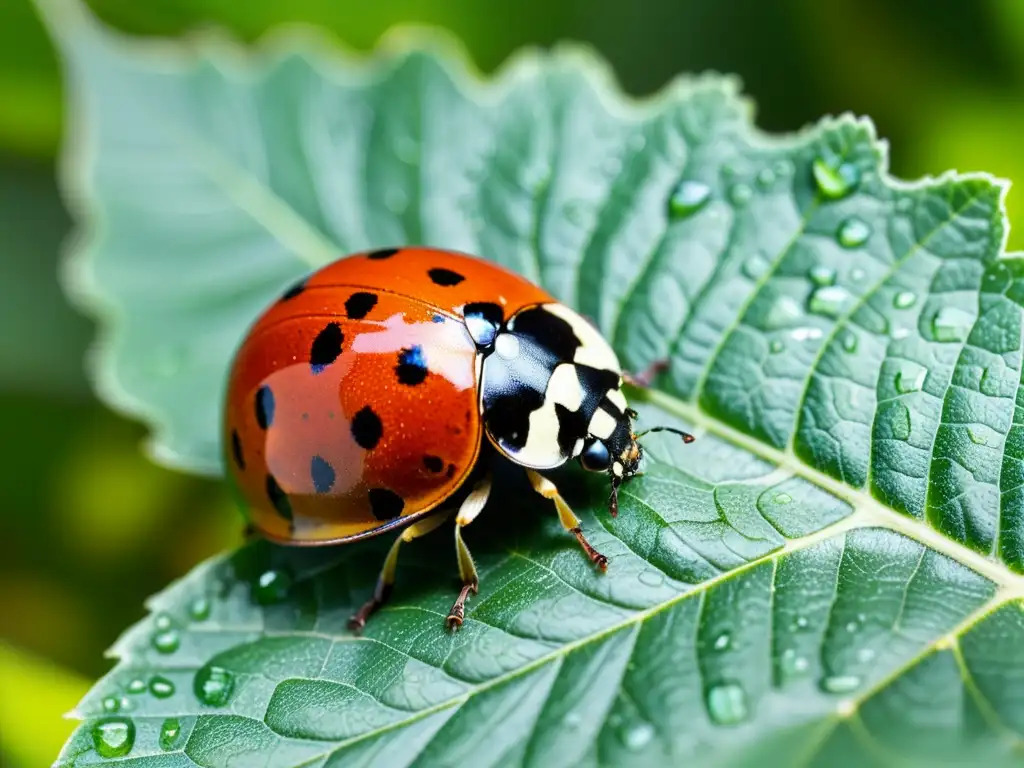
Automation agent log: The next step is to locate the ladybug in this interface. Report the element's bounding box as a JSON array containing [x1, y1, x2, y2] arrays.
[[223, 247, 694, 631]]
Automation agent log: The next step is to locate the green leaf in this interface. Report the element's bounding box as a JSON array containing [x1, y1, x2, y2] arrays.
[[41, 0, 1024, 765]]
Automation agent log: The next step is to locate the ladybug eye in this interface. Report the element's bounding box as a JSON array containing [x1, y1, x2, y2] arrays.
[[580, 440, 611, 472]]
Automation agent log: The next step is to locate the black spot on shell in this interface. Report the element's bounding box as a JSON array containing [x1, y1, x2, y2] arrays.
[[230, 429, 245, 470], [446, 463, 457, 479], [310, 322, 344, 374], [395, 345, 428, 386], [345, 292, 378, 320], [351, 406, 383, 450], [423, 455, 444, 473], [265, 474, 292, 521], [367, 248, 400, 260], [280, 278, 307, 300], [310, 455, 336, 493], [428, 267, 465, 286], [368, 488, 404, 520], [509, 306, 580, 363], [255, 386, 275, 429]]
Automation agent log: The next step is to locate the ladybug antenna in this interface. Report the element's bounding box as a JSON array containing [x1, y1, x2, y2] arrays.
[[634, 426, 696, 443]]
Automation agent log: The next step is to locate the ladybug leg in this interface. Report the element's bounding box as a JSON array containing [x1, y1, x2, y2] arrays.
[[622, 359, 670, 389], [526, 469, 608, 571], [447, 474, 493, 631], [347, 511, 450, 634]]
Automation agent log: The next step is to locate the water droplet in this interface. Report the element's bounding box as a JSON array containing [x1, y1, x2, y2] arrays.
[[101, 696, 120, 713], [808, 285, 851, 319], [891, 326, 909, 340], [781, 648, 809, 676], [154, 613, 173, 632], [774, 159, 793, 177], [895, 364, 927, 394], [856, 647, 876, 663], [837, 217, 871, 248], [92, 717, 135, 758], [668, 180, 711, 218], [722, 161, 740, 177], [149, 676, 175, 699], [194, 665, 235, 707], [821, 674, 862, 694], [638, 569, 664, 588], [728, 183, 752, 206], [189, 596, 211, 622], [151, 629, 180, 654], [705, 683, 748, 726], [623, 722, 655, 751], [841, 331, 858, 353], [714, 633, 731, 651], [255, 568, 293, 605], [893, 291, 917, 309], [773, 492, 792, 505], [849, 268, 866, 283], [931, 306, 973, 343], [845, 621, 859, 633], [791, 327, 824, 342], [884, 402, 912, 441], [764, 296, 802, 329], [812, 158, 860, 199], [809, 265, 836, 287], [742, 253, 771, 280], [563, 712, 582, 728], [756, 167, 776, 189], [769, 339, 785, 354], [792, 616, 810, 631], [159, 717, 183, 751], [968, 427, 990, 446], [127, 678, 146, 694]]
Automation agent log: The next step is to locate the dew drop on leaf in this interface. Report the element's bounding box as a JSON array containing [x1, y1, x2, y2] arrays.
[[773, 159, 793, 177], [159, 718, 183, 751], [812, 158, 860, 199], [154, 613, 173, 632], [885, 402, 912, 441], [126, 678, 146, 694], [780, 648, 809, 676], [895, 364, 927, 394], [713, 633, 731, 651], [149, 675, 175, 698], [809, 265, 836, 287], [930, 306, 973, 342], [92, 717, 135, 759], [849, 267, 866, 283], [773, 493, 792, 505], [756, 167, 775, 189], [837, 217, 871, 248], [637, 569, 664, 587], [622, 722, 655, 751], [794, 616, 809, 630], [893, 291, 917, 309], [808, 285, 851, 319], [668, 180, 711, 218], [742, 253, 771, 280], [845, 621, 859, 633], [857, 647, 876, 663], [193, 664, 235, 707], [705, 683, 749, 726], [151, 629, 180, 654], [101, 696, 120, 713], [841, 331, 858, 353], [728, 183, 752, 206], [820, 674, 862, 694], [764, 296, 802, 330], [563, 712, 582, 729], [255, 568, 293, 605], [769, 339, 785, 354], [189, 596, 211, 622]]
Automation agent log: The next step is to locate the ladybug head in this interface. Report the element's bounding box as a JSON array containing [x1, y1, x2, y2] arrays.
[[578, 407, 695, 518]]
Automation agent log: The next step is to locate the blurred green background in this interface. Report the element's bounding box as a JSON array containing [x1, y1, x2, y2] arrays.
[[1, 0, 1022, 765]]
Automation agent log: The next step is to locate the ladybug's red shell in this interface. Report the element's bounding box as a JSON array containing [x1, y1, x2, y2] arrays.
[[223, 247, 554, 545]]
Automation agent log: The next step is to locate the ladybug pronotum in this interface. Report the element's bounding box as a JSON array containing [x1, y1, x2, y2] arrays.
[[223, 247, 694, 630]]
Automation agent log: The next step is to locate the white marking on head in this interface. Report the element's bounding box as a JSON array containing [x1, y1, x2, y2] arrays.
[[612, 461, 624, 477], [606, 388, 627, 412], [495, 333, 520, 360], [542, 303, 622, 373], [589, 408, 617, 440]]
